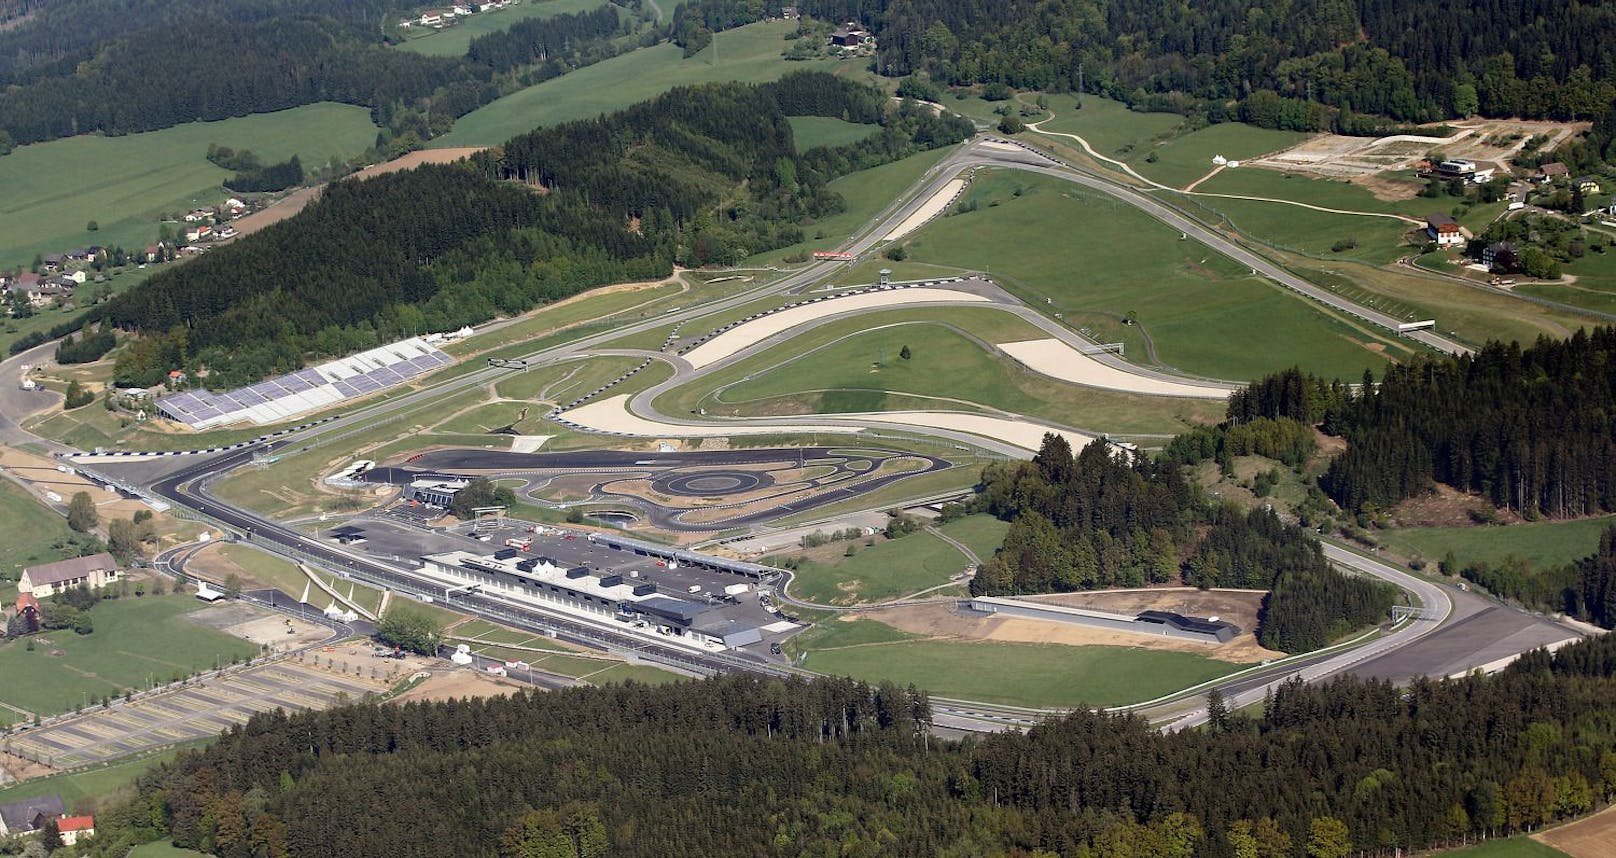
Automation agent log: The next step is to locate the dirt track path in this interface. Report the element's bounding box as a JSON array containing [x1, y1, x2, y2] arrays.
[[1026, 115, 1422, 225]]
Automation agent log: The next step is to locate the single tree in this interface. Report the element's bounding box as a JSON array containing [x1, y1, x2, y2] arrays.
[[899, 345, 912, 360], [67, 491, 99, 532]]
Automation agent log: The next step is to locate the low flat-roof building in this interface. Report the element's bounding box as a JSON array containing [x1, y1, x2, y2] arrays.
[[407, 479, 469, 508], [19, 552, 120, 598]]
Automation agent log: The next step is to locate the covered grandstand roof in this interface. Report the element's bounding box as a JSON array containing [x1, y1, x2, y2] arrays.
[[156, 337, 453, 430]]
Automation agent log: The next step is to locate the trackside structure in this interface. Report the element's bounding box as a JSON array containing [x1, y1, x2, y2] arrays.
[[967, 596, 1240, 644]]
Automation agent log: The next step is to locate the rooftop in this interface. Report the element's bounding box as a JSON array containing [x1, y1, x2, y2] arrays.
[[0, 794, 64, 833], [24, 552, 117, 587]]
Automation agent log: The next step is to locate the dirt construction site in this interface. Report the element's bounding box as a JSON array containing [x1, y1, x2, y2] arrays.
[[1249, 118, 1587, 187], [865, 588, 1285, 664]]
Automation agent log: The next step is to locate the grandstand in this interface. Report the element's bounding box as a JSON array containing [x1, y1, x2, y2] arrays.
[[156, 337, 453, 430]]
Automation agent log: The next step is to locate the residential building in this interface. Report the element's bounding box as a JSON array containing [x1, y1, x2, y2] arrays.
[[0, 795, 65, 835], [1482, 241, 1518, 273], [19, 552, 121, 598], [830, 27, 869, 47], [419, 10, 443, 25], [1425, 213, 1464, 247], [14, 592, 40, 629], [41, 253, 64, 270], [1574, 176, 1601, 195], [1537, 162, 1569, 182], [58, 816, 95, 845]]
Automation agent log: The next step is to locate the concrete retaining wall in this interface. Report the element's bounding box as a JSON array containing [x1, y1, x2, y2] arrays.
[[969, 596, 1231, 645]]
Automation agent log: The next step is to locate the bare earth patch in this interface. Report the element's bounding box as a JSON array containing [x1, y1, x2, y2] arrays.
[[1388, 483, 1515, 528], [395, 668, 527, 704], [1533, 802, 1616, 858], [867, 588, 1283, 665]]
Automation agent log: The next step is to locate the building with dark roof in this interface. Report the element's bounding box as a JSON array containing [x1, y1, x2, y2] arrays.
[[0, 794, 65, 835]]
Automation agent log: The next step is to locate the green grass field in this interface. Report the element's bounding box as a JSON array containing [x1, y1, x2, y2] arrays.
[[899, 170, 1411, 380], [1376, 516, 1616, 570], [215, 544, 308, 595], [0, 595, 260, 716], [1531, 248, 1616, 313], [0, 744, 191, 812], [495, 355, 645, 403], [686, 310, 1225, 436], [788, 115, 879, 150], [444, 281, 685, 356], [1032, 94, 1184, 162], [1131, 123, 1310, 189], [1433, 837, 1569, 857], [0, 476, 76, 584], [777, 513, 1004, 605], [437, 20, 861, 147], [937, 513, 1009, 561], [129, 842, 210, 857], [1192, 194, 1415, 265], [785, 529, 971, 605], [801, 623, 1242, 708], [0, 103, 380, 270], [396, 0, 612, 56]]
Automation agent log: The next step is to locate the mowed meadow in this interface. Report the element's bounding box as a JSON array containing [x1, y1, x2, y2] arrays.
[[435, 20, 865, 147], [0, 103, 379, 270]]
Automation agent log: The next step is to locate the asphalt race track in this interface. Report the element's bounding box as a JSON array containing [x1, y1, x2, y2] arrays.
[[366, 446, 954, 532]]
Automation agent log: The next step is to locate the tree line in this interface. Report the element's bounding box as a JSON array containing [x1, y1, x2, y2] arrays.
[[100, 74, 969, 388], [970, 434, 1395, 652], [786, 0, 1616, 128], [80, 633, 1616, 857], [0, 2, 636, 148], [1229, 333, 1616, 523]]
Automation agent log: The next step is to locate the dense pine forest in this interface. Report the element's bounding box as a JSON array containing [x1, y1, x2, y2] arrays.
[[786, 0, 1616, 127], [970, 435, 1396, 652], [82, 634, 1616, 857], [100, 74, 971, 387], [1226, 331, 1616, 522]]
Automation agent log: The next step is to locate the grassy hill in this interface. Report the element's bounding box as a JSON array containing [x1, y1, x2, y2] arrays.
[[435, 20, 864, 147], [0, 103, 379, 271]]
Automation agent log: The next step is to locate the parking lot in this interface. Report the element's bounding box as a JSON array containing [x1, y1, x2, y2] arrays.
[[7, 660, 383, 768]]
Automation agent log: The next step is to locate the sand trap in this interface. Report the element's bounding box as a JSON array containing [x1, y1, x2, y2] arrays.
[[683, 288, 989, 369], [998, 339, 1231, 398], [980, 139, 1024, 152], [883, 178, 966, 242], [562, 395, 853, 438], [510, 435, 551, 453], [844, 410, 1091, 453]]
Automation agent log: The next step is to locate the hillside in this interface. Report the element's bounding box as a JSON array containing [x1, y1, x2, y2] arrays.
[[100, 73, 972, 388]]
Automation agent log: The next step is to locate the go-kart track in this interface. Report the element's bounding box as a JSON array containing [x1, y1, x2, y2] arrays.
[[369, 447, 952, 532]]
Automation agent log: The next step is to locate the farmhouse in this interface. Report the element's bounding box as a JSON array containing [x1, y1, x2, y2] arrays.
[[1425, 213, 1464, 246], [1536, 162, 1569, 182], [58, 816, 95, 846], [1574, 176, 1601, 195], [830, 27, 869, 47], [0, 794, 65, 835], [19, 552, 121, 598]]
